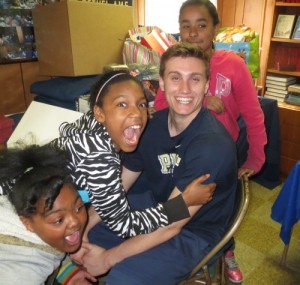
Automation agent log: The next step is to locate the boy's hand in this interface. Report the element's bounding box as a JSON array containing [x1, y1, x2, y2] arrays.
[[78, 242, 110, 277]]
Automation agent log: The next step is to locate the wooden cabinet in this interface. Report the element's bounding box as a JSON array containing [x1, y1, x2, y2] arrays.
[[0, 61, 49, 115], [0, 63, 26, 115], [278, 102, 300, 178]]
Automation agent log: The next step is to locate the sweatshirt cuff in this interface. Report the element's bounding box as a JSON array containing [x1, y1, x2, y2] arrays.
[[56, 260, 81, 285], [162, 195, 190, 223]]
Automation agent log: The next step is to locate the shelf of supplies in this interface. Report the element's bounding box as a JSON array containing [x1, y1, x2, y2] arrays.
[[267, 68, 300, 77], [276, 2, 300, 7], [271, 38, 300, 43]]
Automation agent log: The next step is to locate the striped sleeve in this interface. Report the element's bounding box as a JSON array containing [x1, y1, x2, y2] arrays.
[[78, 149, 170, 238]]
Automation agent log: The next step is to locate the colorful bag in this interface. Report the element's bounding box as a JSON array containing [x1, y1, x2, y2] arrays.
[[214, 26, 260, 79], [123, 26, 177, 66]]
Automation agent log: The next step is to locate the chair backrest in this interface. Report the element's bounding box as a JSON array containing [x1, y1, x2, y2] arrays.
[[188, 174, 250, 278]]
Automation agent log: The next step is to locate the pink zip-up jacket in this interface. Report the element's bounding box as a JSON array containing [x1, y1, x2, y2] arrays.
[[154, 50, 267, 173]]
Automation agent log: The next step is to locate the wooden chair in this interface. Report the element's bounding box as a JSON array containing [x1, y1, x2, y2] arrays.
[[178, 175, 250, 285]]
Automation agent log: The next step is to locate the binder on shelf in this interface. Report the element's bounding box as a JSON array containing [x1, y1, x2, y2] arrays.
[[265, 79, 297, 87], [266, 83, 288, 90], [288, 84, 300, 93], [265, 90, 286, 99], [264, 93, 285, 103], [292, 16, 300, 39], [266, 75, 297, 83], [266, 88, 288, 95], [285, 93, 300, 106], [273, 14, 296, 39]]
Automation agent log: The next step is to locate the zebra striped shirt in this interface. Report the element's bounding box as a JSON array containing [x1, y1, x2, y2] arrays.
[[51, 111, 169, 238]]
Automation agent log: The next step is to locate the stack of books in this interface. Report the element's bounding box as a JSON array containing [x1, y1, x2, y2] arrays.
[[264, 75, 297, 102], [285, 84, 300, 106]]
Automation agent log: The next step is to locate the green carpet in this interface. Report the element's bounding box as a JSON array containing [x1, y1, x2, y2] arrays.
[[235, 180, 300, 285]]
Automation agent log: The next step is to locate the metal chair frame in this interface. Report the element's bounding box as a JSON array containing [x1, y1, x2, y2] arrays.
[[179, 175, 250, 285]]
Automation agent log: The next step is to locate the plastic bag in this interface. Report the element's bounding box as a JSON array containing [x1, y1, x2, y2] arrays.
[[214, 26, 260, 79]]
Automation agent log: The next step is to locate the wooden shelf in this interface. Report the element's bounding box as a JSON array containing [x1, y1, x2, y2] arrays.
[[267, 68, 300, 77], [271, 38, 300, 44], [0, 58, 38, 65], [276, 2, 300, 7], [278, 102, 300, 111]]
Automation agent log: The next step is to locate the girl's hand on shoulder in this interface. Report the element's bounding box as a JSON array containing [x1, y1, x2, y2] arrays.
[[182, 174, 216, 207], [238, 167, 255, 179], [206, 96, 225, 114]]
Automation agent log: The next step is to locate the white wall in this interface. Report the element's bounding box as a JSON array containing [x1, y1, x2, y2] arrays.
[[145, 0, 217, 34]]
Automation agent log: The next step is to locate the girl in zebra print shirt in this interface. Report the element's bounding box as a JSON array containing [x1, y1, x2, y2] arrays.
[[51, 71, 215, 240]]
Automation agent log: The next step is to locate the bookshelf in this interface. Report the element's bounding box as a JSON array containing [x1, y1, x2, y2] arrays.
[[262, 1, 300, 179], [264, 1, 300, 86]]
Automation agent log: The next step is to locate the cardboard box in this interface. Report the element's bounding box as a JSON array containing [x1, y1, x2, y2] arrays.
[[32, 1, 133, 76]]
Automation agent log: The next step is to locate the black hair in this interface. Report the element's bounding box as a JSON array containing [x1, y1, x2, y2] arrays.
[[159, 42, 210, 80], [0, 144, 74, 218], [179, 0, 220, 26], [89, 70, 146, 110]]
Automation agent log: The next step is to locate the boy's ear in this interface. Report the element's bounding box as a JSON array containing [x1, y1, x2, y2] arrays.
[[93, 105, 105, 123], [19, 216, 35, 233], [159, 76, 165, 92], [205, 80, 209, 94]]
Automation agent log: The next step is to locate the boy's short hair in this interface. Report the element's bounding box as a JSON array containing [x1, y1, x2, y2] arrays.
[[159, 42, 210, 80]]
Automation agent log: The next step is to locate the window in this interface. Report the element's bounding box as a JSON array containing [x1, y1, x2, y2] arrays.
[[145, 0, 217, 34]]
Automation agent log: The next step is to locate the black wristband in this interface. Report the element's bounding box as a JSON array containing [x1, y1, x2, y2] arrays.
[[162, 195, 190, 223]]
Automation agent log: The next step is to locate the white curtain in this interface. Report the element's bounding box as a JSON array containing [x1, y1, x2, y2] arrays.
[[145, 0, 217, 33]]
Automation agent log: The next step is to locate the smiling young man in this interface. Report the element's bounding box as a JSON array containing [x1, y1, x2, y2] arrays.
[[81, 42, 238, 285], [154, 1, 267, 281]]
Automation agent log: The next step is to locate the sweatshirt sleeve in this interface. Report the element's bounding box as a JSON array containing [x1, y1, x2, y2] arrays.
[[232, 56, 267, 172]]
